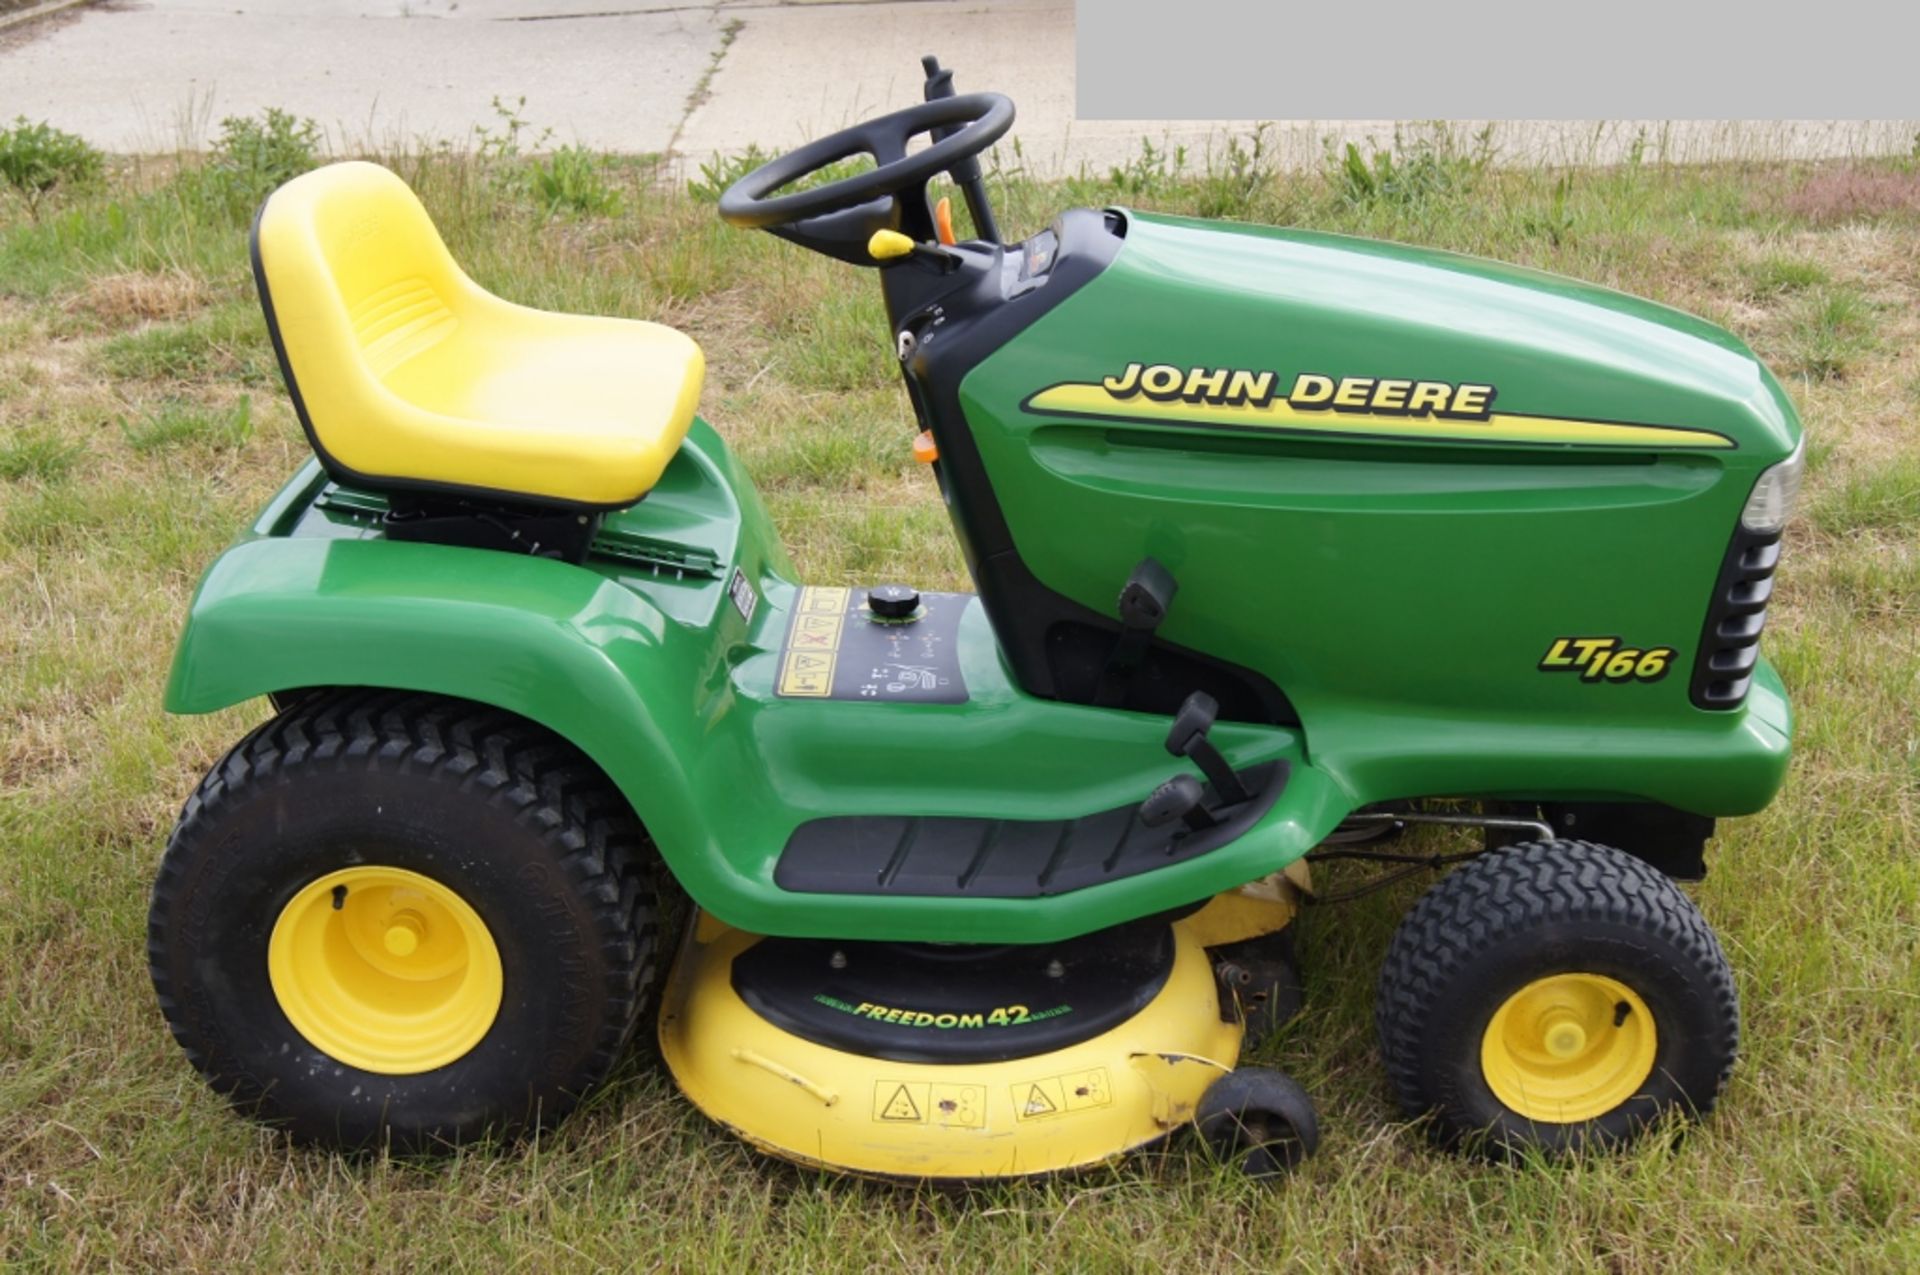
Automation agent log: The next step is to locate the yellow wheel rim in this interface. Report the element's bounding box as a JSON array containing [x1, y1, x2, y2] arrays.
[[1480, 972, 1657, 1124], [268, 866, 503, 1075]]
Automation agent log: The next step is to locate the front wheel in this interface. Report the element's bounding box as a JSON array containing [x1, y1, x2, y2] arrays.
[[148, 691, 660, 1151], [1375, 840, 1738, 1157]]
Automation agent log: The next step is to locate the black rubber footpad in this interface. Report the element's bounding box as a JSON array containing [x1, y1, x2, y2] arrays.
[[774, 760, 1287, 897], [730, 922, 1177, 1063]]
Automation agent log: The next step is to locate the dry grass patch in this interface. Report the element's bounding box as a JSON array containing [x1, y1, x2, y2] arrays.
[[67, 270, 208, 326], [1780, 166, 1920, 224]]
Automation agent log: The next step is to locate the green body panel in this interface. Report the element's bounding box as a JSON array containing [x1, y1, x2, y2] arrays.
[[169, 215, 1795, 941], [168, 423, 1342, 942], [960, 212, 1796, 814]]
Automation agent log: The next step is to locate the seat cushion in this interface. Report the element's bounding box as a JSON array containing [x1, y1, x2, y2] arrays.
[[254, 161, 703, 508]]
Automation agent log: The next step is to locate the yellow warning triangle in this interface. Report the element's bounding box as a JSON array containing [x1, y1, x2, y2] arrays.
[[881, 1084, 922, 1121], [1022, 1084, 1057, 1117]]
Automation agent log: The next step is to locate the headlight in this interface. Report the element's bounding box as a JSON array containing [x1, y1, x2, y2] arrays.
[[1740, 440, 1805, 535]]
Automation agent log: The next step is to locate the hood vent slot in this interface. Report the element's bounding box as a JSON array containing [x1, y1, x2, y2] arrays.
[[1690, 528, 1782, 709]]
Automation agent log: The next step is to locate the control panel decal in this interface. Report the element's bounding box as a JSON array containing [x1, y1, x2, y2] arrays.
[[776, 586, 970, 703]]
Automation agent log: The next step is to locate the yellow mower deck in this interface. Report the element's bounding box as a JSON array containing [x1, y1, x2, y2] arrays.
[[658, 882, 1302, 1179]]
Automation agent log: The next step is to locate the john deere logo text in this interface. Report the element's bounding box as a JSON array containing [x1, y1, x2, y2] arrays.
[[1101, 362, 1497, 421], [1023, 363, 1737, 451]]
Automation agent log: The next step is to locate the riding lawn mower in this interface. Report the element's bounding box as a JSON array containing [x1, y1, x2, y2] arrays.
[[147, 59, 1798, 1178]]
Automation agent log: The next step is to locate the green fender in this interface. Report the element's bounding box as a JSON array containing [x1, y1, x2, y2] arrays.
[[166, 535, 722, 892]]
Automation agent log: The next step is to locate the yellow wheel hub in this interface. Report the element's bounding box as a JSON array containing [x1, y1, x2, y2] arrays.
[[1480, 972, 1656, 1124], [268, 866, 503, 1075]]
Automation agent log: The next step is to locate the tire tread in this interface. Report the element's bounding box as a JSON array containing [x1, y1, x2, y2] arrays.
[[148, 689, 657, 1144], [1374, 839, 1738, 1133]]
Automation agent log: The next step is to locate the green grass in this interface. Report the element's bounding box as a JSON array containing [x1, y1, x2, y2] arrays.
[[0, 425, 82, 481], [1745, 254, 1829, 296], [1810, 455, 1920, 536], [117, 394, 254, 455], [1778, 286, 1881, 381], [97, 302, 271, 384], [4, 138, 1920, 1272]]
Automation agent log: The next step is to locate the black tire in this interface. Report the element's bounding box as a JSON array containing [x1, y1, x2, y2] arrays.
[[1194, 1067, 1320, 1179], [1376, 840, 1737, 1157], [148, 690, 659, 1152]]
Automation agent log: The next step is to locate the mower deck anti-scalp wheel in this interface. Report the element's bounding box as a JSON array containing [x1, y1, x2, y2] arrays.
[[1193, 1066, 1320, 1179], [1376, 840, 1738, 1157], [148, 690, 660, 1152]]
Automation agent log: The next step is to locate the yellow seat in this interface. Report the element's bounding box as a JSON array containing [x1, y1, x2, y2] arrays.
[[252, 161, 702, 508]]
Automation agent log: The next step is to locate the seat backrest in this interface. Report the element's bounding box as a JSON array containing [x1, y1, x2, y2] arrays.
[[251, 161, 471, 484]]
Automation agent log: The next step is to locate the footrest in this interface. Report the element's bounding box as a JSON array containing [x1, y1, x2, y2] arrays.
[[774, 761, 1287, 897]]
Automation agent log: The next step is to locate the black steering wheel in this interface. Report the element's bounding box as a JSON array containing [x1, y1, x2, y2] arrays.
[[717, 93, 1013, 236]]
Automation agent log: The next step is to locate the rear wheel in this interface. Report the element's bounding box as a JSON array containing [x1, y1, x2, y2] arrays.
[[1376, 840, 1737, 1156], [148, 690, 659, 1151]]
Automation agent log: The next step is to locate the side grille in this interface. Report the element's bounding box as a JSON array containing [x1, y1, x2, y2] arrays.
[[1690, 526, 1782, 709]]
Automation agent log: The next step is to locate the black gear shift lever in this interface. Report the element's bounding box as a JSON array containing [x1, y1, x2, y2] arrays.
[[1165, 691, 1251, 806]]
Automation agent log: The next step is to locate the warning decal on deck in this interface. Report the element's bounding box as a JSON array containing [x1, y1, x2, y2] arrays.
[[1017, 1081, 1060, 1119], [877, 1083, 924, 1122], [1012, 1068, 1112, 1122], [871, 1081, 986, 1128], [776, 586, 970, 703]]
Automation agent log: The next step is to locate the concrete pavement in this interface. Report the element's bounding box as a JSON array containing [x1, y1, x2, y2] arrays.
[[1, 0, 1915, 173], [0, 0, 732, 155]]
